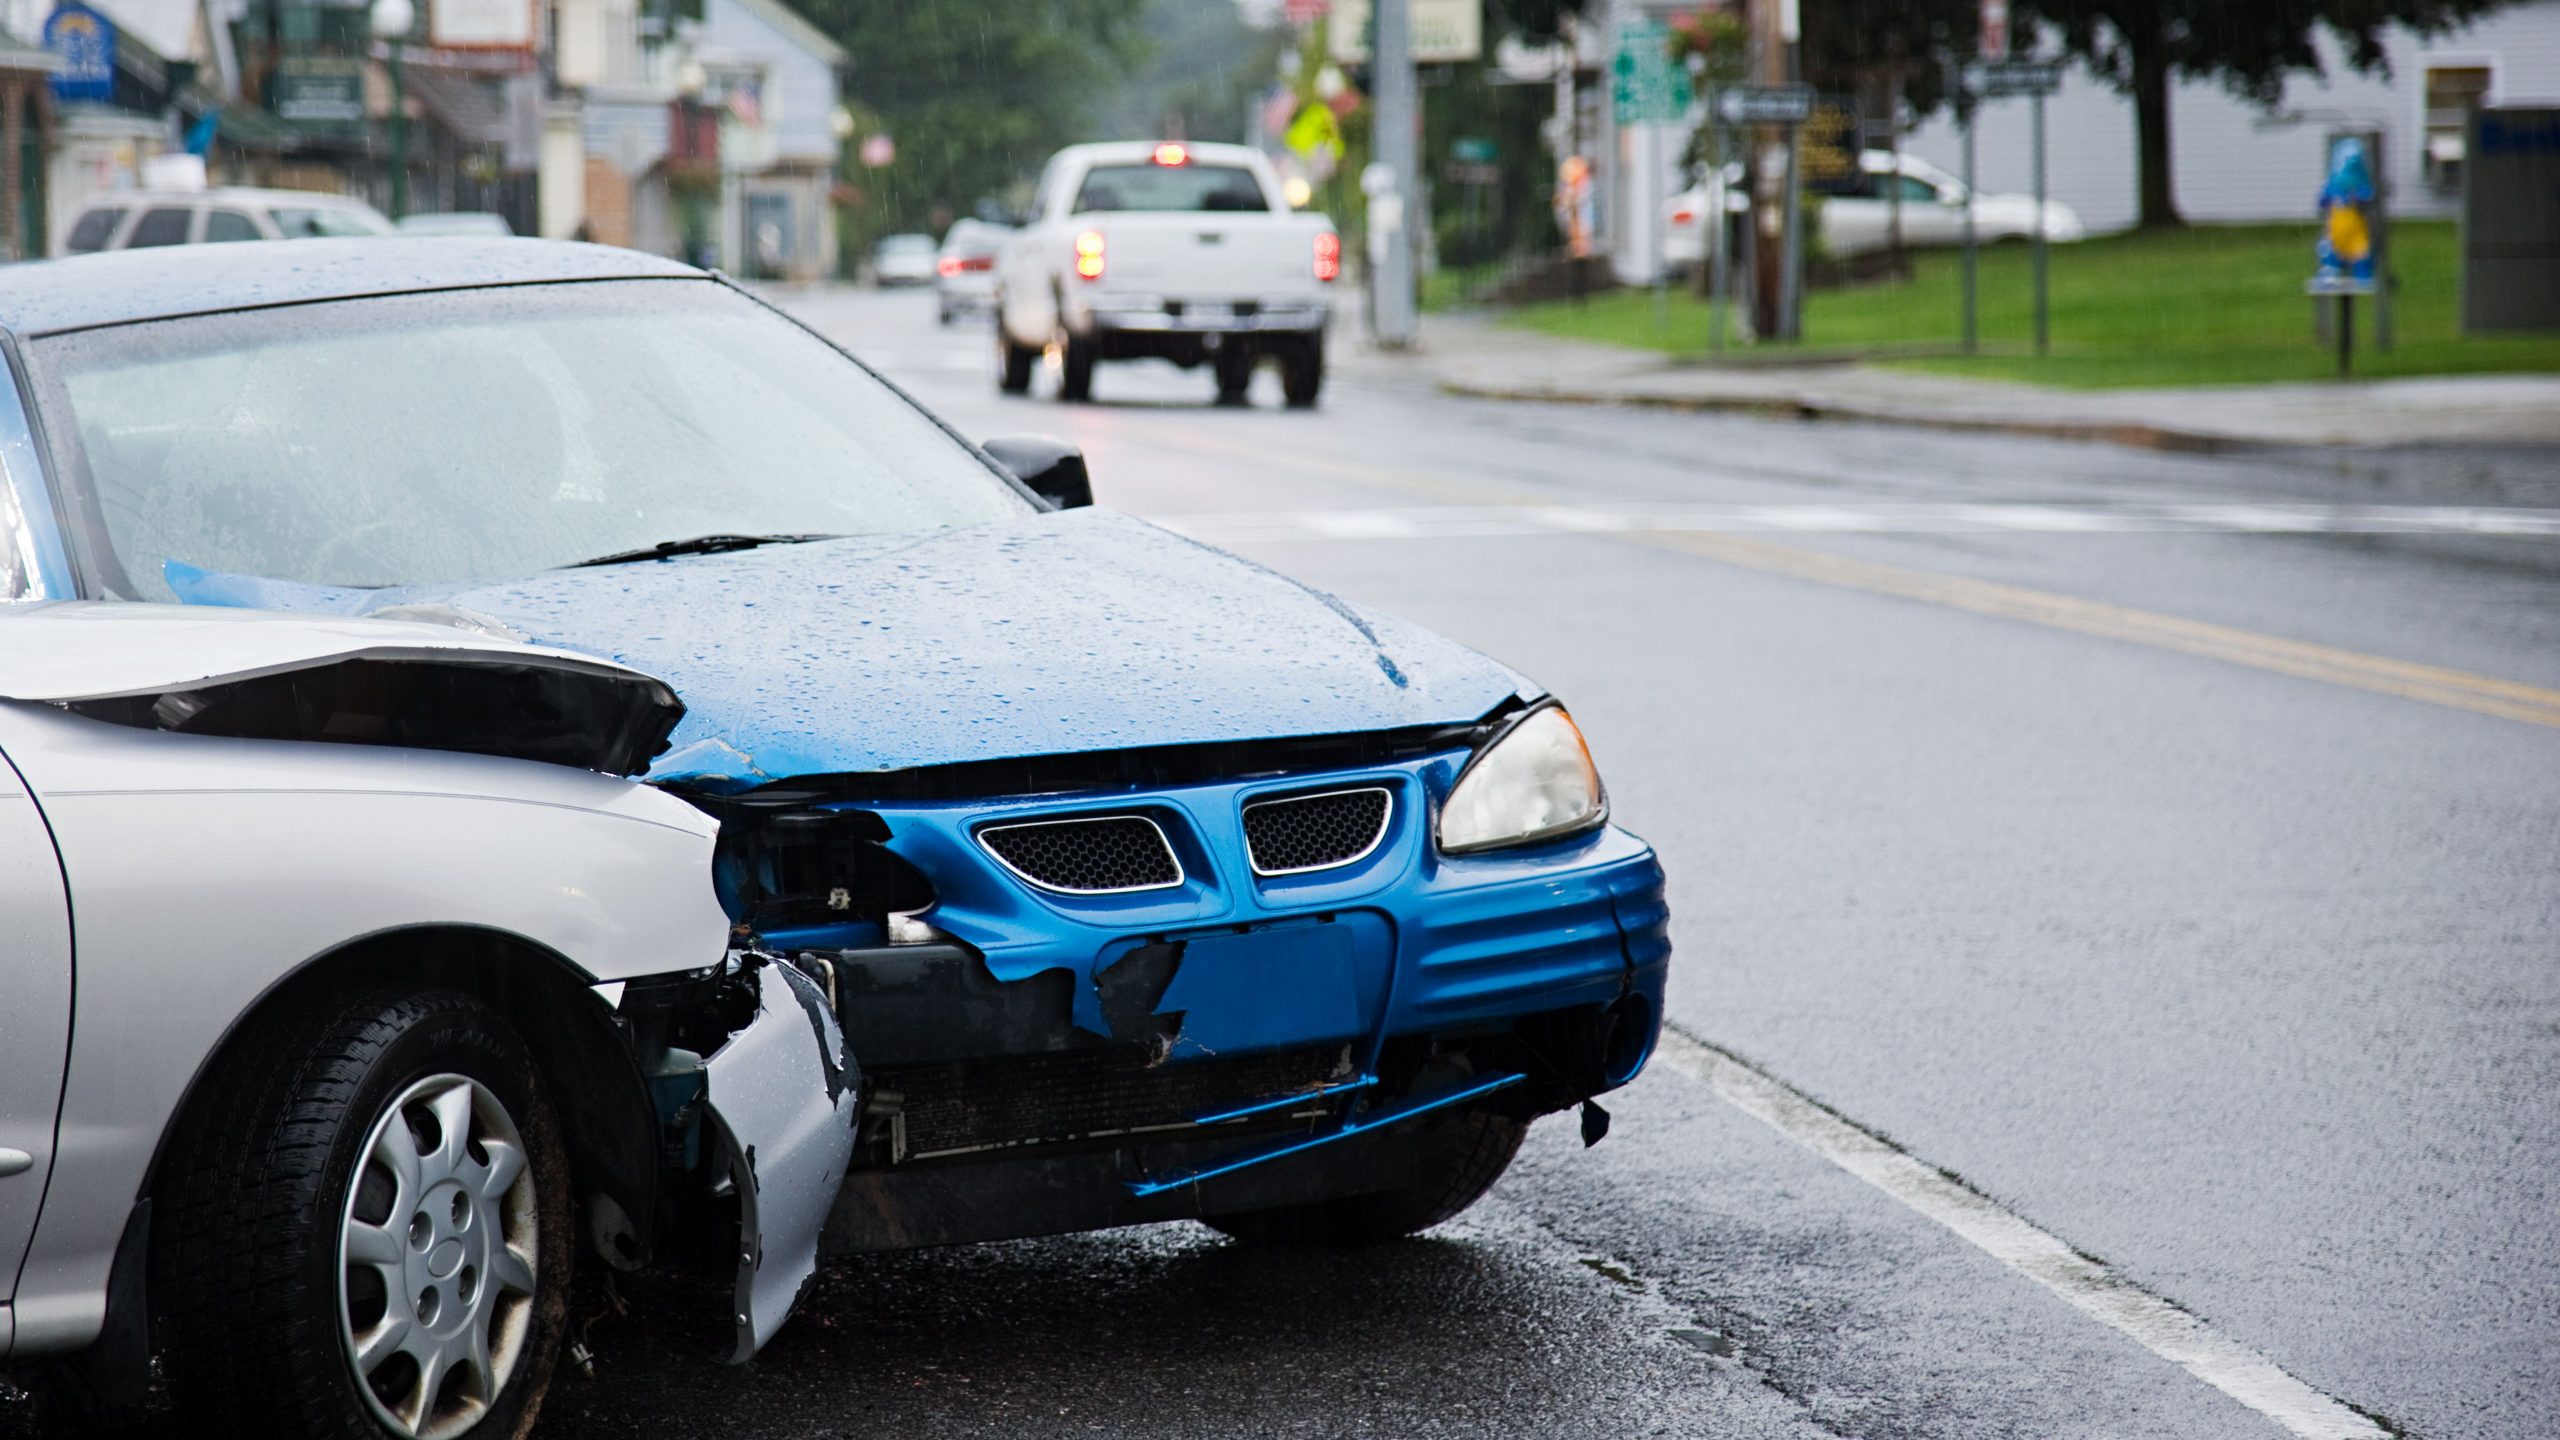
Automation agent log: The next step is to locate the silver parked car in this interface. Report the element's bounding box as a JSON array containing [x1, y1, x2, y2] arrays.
[[58, 187, 395, 256], [0, 604, 856, 1435]]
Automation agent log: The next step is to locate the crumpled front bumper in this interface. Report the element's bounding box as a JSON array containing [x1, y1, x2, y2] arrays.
[[688, 958, 860, 1361], [758, 744, 1669, 1242]]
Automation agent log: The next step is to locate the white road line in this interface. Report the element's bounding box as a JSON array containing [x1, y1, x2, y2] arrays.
[[1650, 1027, 2394, 1440], [1152, 502, 2560, 543]]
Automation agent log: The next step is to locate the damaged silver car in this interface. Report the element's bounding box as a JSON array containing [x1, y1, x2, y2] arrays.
[[0, 605, 855, 1434]]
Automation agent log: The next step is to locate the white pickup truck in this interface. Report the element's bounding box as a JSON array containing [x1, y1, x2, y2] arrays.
[[996, 141, 1341, 407]]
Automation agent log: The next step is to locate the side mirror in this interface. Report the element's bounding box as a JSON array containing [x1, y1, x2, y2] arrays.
[[981, 435, 1092, 510], [1939, 188, 1968, 207]]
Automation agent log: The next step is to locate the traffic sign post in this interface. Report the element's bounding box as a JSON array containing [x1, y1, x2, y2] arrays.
[[1956, 57, 2063, 356], [1715, 83, 1814, 126]]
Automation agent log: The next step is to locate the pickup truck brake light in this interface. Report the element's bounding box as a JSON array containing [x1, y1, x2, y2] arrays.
[[1152, 143, 1188, 166], [1313, 231, 1342, 282], [1074, 230, 1106, 280]]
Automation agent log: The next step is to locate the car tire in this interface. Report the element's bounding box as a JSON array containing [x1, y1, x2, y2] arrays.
[[1279, 335, 1324, 409], [150, 988, 572, 1440], [1059, 334, 1097, 403], [1212, 348, 1255, 406], [997, 324, 1036, 395], [1199, 1109, 1524, 1246]]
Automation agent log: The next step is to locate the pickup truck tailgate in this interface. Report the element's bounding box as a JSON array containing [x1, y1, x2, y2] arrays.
[[1080, 212, 1326, 299]]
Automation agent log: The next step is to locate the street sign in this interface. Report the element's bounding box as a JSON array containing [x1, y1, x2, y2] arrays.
[[273, 58, 366, 123], [43, 3, 115, 104], [1802, 94, 1863, 194], [1963, 59, 2063, 98], [1713, 83, 1815, 126], [1611, 20, 1690, 124], [431, 0, 534, 52], [1328, 0, 1481, 66], [1452, 136, 1498, 164]]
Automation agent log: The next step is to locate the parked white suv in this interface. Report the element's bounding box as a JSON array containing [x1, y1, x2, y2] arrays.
[[996, 141, 1340, 407], [59, 187, 393, 256]]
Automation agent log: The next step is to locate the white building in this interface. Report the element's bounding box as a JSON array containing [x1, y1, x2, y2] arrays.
[[694, 0, 844, 281], [1901, 1, 2560, 233]]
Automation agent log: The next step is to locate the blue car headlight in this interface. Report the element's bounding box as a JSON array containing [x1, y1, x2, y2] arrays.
[[1437, 705, 1607, 854]]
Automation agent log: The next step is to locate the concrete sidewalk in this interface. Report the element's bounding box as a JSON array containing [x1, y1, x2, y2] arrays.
[[1406, 313, 2560, 452]]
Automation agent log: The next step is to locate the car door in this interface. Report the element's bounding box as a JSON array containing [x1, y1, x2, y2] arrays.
[[0, 744, 72, 1307]]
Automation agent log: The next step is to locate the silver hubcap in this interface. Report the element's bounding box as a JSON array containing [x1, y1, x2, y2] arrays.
[[338, 1073, 537, 1439]]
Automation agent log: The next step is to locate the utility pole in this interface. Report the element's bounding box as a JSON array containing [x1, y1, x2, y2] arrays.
[[1740, 0, 1802, 335], [1371, 0, 1418, 349]]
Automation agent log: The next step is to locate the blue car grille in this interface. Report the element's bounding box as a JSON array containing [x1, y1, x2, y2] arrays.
[[1243, 786, 1392, 876], [978, 814, 1183, 894]]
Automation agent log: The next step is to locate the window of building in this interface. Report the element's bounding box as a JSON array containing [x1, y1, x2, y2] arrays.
[[2423, 64, 2494, 193]]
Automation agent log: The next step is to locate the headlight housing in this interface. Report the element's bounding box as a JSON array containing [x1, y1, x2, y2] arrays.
[[1437, 705, 1606, 854]]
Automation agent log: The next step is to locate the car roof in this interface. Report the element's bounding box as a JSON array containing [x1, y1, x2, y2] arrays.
[[1054, 140, 1266, 168], [0, 236, 704, 337], [74, 186, 384, 210]]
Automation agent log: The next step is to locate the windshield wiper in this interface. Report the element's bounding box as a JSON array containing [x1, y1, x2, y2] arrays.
[[570, 533, 839, 569]]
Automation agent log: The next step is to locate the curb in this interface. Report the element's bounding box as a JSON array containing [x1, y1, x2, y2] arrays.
[[1436, 380, 2261, 456]]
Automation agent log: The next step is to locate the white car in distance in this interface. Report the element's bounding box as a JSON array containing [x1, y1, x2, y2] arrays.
[[1664, 150, 2085, 267], [995, 141, 1340, 407], [1820, 149, 2085, 258]]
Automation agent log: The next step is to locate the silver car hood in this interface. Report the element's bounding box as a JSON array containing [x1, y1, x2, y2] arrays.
[[0, 602, 683, 776]]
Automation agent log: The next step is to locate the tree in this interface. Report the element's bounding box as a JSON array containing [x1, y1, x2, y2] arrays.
[[2012, 0, 2512, 228], [1800, 0, 1977, 120], [796, 0, 1149, 239]]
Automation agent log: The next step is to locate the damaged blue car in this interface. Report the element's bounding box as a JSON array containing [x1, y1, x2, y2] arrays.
[[0, 240, 1669, 1407]]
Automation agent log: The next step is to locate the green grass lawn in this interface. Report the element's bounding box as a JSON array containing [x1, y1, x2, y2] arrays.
[[1497, 222, 2560, 389]]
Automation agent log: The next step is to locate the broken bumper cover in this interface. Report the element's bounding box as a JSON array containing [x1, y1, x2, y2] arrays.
[[774, 747, 1669, 1246], [695, 958, 859, 1362]]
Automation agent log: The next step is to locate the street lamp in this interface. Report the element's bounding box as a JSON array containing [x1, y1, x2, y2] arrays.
[[370, 0, 415, 220]]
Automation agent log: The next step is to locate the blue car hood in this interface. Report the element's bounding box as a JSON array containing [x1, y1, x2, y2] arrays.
[[175, 509, 1528, 788]]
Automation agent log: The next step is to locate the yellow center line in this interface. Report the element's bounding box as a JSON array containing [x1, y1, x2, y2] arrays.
[[1135, 431, 2560, 731], [1636, 531, 2560, 730]]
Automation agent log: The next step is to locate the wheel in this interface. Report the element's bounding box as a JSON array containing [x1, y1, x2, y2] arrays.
[[151, 988, 571, 1439], [1280, 334, 1324, 409], [1059, 334, 1096, 403], [1212, 346, 1255, 405], [936, 301, 954, 327], [1201, 1109, 1523, 1246], [997, 322, 1036, 394]]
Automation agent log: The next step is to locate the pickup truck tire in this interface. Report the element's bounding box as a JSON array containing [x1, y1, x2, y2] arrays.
[[1279, 336, 1324, 409], [1198, 1109, 1524, 1246], [150, 987, 572, 1440], [997, 326, 1036, 394], [1059, 335, 1097, 403], [1213, 347, 1256, 405]]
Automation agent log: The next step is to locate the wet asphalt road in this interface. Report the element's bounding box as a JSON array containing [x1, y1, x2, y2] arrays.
[[524, 288, 2560, 1440]]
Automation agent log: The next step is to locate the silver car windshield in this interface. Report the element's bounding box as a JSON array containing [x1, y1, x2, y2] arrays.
[[32, 279, 1032, 599]]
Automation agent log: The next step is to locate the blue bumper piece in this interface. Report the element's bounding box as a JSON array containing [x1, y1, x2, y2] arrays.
[[788, 744, 1671, 1130], [1127, 1072, 1527, 1197]]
